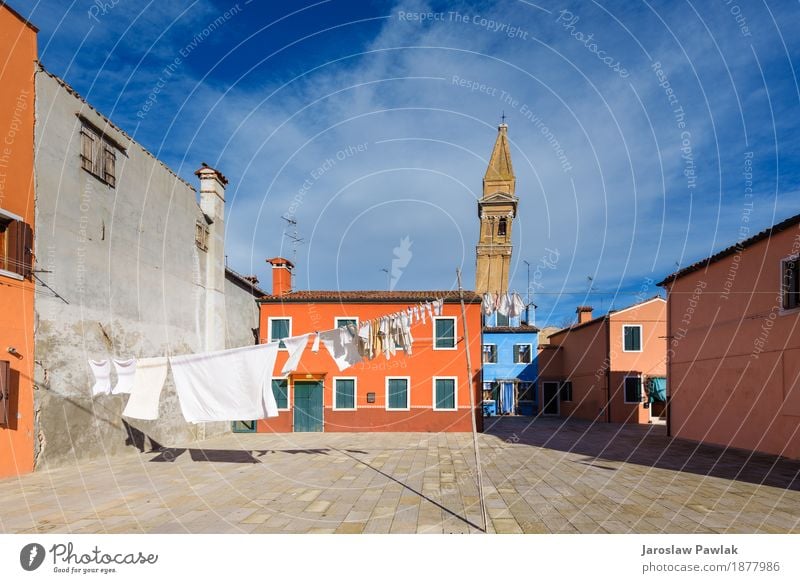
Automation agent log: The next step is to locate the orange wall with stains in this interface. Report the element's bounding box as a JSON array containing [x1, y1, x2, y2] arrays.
[[663, 224, 800, 459], [257, 299, 483, 433], [0, 4, 36, 478]]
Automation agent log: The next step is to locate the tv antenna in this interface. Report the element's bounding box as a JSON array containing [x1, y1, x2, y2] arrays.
[[282, 216, 304, 287]]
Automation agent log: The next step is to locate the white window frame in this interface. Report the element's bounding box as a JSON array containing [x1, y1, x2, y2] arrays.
[[482, 343, 497, 364], [780, 253, 800, 314], [385, 376, 411, 411], [513, 343, 533, 364], [332, 376, 357, 411], [622, 324, 643, 353], [433, 316, 457, 350], [267, 317, 292, 350], [334, 317, 359, 329], [623, 374, 643, 404], [432, 376, 458, 412], [271, 376, 291, 411]]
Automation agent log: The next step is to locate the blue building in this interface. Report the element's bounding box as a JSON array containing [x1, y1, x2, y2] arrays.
[[481, 313, 539, 417]]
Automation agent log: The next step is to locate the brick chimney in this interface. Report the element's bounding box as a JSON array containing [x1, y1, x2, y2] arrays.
[[267, 257, 294, 295], [576, 306, 593, 324]]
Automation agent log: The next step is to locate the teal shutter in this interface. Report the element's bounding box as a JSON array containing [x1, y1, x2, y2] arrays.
[[435, 319, 455, 348], [624, 326, 641, 351], [271, 319, 290, 348], [335, 379, 355, 409], [435, 379, 455, 409], [388, 379, 408, 409], [272, 379, 288, 409]]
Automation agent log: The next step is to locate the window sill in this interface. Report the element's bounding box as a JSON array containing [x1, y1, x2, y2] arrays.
[[332, 407, 357, 411], [433, 407, 458, 412], [386, 407, 410, 412], [779, 306, 800, 316], [81, 166, 116, 188], [0, 269, 24, 281]]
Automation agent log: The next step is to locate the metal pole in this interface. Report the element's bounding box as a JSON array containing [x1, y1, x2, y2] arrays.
[[523, 259, 531, 324], [456, 268, 489, 533]]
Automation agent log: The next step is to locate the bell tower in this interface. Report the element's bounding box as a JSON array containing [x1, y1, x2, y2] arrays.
[[475, 122, 518, 293]]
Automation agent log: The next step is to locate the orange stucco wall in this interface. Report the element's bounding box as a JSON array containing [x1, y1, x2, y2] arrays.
[[664, 225, 800, 459], [0, 6, 36, 478], [257, 300, 483, 433]]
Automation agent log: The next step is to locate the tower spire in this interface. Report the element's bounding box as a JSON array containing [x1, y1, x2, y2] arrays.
[[483, 122, 515, 198]]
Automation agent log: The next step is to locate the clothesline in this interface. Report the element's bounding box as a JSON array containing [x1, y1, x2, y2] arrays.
[[482, 291, 526, 318], [88, 298, 448, 424]]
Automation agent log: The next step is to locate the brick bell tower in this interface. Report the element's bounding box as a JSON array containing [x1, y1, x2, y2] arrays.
[[475, 122, 518, 294]]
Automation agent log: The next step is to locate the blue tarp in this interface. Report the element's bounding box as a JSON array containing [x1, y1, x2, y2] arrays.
[[649, 377, 666, 403]]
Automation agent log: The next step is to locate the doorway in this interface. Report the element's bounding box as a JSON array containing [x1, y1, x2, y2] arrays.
[[541, 381, 560, 416], [294, 380, 323, 432]]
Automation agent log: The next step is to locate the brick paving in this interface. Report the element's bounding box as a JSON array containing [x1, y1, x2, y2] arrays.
[[0, 417, 798, 534]]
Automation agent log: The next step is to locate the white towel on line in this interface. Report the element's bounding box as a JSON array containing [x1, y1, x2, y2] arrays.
[[89, 359, 112, 396], [281, 333, 312, 374], [170, 342, 279, 423], [112, 358, 137, 394], [319, 327, 362, 371], [122, 357, 169, 420]]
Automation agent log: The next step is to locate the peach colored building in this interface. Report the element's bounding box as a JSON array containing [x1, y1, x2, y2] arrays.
[[0, 3, 36, 478], [537, 298, 667, 424], [659, 213, 800, 459], [255, 258, 483, 434]]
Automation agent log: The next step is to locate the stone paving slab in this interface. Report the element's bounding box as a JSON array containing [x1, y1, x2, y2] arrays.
[[0, 417, 798, 534]]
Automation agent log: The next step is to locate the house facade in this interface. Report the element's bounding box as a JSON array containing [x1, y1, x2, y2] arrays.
[[0, 3, 36, 478], [538, 298, 667, 424], [481, 323, 539, 416], [256, 259, 483, 433], [658, 213, 800, 459]]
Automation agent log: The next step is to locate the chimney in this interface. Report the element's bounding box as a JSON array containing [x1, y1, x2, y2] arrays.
[[267, 257, 294, 295], [576, 306, 593, 324]]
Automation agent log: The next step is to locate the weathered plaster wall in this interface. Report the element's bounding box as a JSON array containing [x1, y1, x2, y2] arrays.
[[224, 273, 261, 349]]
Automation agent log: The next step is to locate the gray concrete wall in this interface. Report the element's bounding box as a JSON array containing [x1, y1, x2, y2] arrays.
[[32, 70, 237, 469], [224, 274, 261, 349]]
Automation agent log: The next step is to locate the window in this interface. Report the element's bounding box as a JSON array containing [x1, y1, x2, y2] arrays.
[[334, 378, 356, 410], [433, 377, 457, 411], [80, 124, 116, 187], [783, 258, 800, 310], [269, 318, 291, 349], [195, 221, 209, 251], [0, 209, 32, 279], [495, 312, 509, 326], [623, 325, 642, 352], [335, 317, 358, 329], [498, 218, 507, 236], [518, 382, 535, 401], [482, 344, 497, 364], [560, 381, 573, 402], [386, 377, 410, 410], [624, 376, 642, 403], [272, 378, 289, 410], [433, 317, 456, 349], [513, 344, 532, 364]]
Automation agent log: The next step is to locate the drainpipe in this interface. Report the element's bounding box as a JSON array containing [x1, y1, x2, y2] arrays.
[[605, 316, 611, 423], [665, 286, 672, 437]]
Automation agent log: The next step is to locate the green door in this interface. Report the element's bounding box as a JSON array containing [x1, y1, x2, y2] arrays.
[[294, 381, 323, 432]]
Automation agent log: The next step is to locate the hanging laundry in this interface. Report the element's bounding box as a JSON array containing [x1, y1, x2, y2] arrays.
[[89, 359, 112, 396], [170, 343, 279, 423], [280, 333, 312, 374], [112, 358, 137, 395], [311, 332, 321, 353], [482, 293, 496, 316], [413, 305, 421, 323], [425, 302, 433, 321], [122, 357, 169, 420], [508, 292, 526, 319], [433, 299, 441, 316], [358, 321, 373, 359], [398, 312, 413, 355], [497, 293, 511, 317], [319, 325, 362, 371]]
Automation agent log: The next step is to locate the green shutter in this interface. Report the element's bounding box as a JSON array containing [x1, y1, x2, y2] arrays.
[[435, 319, 455, 348], [335, 379, 355, 409], [435, 379, 455, 410], [272, 379, 288, 409], [388, 379, 408, 409], [272, 319, 290, 348], [624, 326, 641, 351]]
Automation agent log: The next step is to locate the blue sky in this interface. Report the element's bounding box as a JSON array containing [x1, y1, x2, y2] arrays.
[[17, 0, 800, 327]]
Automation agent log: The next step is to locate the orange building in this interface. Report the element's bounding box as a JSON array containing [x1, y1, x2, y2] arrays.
[[254, 258, 483, 433], [537, 297, 667, 424], [0, 2, 37, 478], [659, 213, 800, 459]]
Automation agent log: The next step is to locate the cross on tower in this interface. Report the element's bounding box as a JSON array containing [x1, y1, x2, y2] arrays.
[[500, 111, 507, 124]]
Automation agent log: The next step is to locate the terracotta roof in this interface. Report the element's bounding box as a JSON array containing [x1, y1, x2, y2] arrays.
[[258, 290, 481, 303], [658, 212, 800, 285], [483, 325, 540, 333], [548, 295, 664, 337]]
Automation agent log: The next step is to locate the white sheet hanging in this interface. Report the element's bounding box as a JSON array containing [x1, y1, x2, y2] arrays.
[[482, 293, 496, 316], [170, 343, 279, 423], [497, 293, 511, 317], [509, 292, 526, 319], [319, 326, 362, 371], [280, 333, 312, 374], [122, 357, 169, 420], [89, 359, 112, 396], [112, 358, 137, 395]]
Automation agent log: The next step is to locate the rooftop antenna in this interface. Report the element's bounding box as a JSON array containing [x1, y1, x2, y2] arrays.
[[282, 216, 304, 288], [380, 268, 390, 291]]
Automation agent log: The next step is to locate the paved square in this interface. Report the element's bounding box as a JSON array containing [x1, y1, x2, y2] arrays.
[[0, 418, 798, 533]]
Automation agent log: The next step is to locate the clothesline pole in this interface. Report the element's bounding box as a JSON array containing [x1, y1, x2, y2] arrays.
[[456, 268, 488, 534]]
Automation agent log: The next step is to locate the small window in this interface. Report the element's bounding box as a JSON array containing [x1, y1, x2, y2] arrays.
[[783, 258, 799, 310], [386, 377, 410, 410], [560, 381, 573, 402], [433, 317, 456, 349], [482, 344, 497, 364], [513, 344, 532, 364], [0, 217, 10, 273], [269, 318, 291, 349], [433, 377, 457, 411], [80, 125, 116, 187], [334, 378, 356, 410], [495, 312, 509, 326], [624, 376, 642, 403], [103, 144, 116, 186], [623, 325, 642, 352], [498, 218, 507, 236], [195, 221, 209, 251], [518, 381, 535, 401], [272, 378, 289, 410], [0, 211, 32, 279], [335, 317, 358, 330]]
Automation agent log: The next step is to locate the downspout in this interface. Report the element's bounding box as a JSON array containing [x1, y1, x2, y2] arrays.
[[665, 285, 672, 437], [605, 316, 611, 423]]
